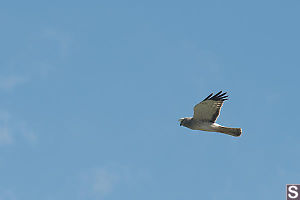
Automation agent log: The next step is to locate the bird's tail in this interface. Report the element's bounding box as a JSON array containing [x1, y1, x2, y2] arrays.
[[217, 126, 242, 137]]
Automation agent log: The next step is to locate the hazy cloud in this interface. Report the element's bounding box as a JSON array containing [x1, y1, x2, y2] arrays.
[[0, 27, 71, 92], [81, 167, 120, 198], [0, 75, 28, 91], [0, 189, 16, 200], [41, 28, 71, 57], [0, 112, 13, 145], [93, 168, 119, 195], [19, 122, 38, 144], [0, 111, 37, 146], [0, 127, 14, 145], [80, 164, 151, 198]]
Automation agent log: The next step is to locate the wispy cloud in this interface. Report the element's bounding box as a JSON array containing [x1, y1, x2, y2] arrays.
[[19, 122, 38, 145], [0, 27, 71, 93], [41, 28, 71, 57], [0, 111, 37, 146], [81, 166, 120, 198], [92, 168, 119, 196], [0, 111, 13, 145], [0, 75, 29, 91], [0, 127, 14, 145], [80, 164, 151, 198], [0, 188, 16, 200]]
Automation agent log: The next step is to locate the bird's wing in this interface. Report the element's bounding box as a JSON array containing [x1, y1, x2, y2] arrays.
[[193, 91, 228, 122]]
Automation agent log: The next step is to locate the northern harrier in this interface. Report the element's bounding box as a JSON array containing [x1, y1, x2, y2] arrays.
[[179, 91, 242, 137]]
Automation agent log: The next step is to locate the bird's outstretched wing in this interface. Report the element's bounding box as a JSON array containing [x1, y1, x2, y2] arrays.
[[193, 91, 228, 122]]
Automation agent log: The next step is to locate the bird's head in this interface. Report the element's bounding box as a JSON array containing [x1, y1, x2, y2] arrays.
[[178, 117, 192, 127], [178, 118, 186, 126]]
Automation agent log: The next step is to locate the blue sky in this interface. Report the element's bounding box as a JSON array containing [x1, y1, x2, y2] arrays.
[[1, 0, 300, 199]]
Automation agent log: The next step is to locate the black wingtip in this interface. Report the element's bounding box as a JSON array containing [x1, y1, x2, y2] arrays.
[[203, 93, 213, 101], [203, 91, 229, 101]]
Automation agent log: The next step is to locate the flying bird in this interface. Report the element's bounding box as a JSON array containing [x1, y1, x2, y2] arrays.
[[179, 91, 242, 137]]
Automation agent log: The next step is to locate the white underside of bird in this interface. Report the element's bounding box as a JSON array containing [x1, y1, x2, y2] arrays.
[[179, 118, 242, 137]]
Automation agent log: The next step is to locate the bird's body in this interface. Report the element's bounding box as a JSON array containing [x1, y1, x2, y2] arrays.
[[181, 118, 218, 131], [179, 91, 242, 137]]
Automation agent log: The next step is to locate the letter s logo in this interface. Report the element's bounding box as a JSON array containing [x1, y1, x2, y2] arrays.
[[288, 185, 299, 199]]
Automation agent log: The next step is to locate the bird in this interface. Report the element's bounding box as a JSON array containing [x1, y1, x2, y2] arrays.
[[179, 91, 242, 137]]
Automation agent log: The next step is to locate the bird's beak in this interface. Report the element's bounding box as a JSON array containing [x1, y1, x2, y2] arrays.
[[178, 118, 184, 126]]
